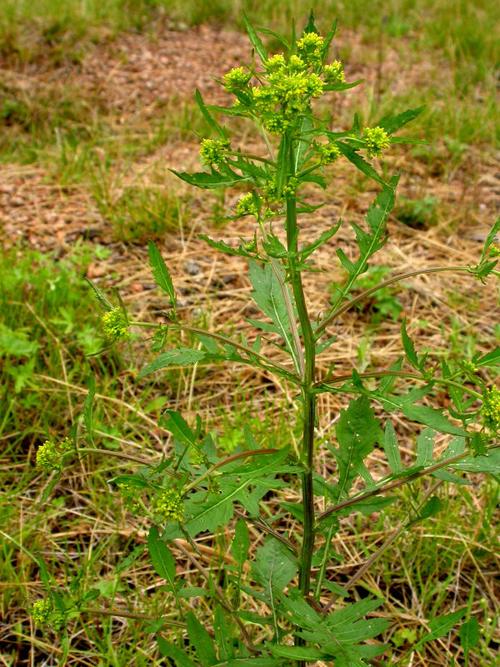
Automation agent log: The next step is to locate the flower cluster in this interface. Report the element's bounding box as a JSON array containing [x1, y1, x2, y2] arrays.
[[199, 138, 230, 166], [317, 141, 342, 164], [363, 126, 391, 158], [324, 60, 345, 84], [222, 66, 252, 92], [119, 482, 142, 513], [296, 32, 324, 66], [235, 193, 258, 217], [154, 488, 184, 523], [481, 386, 500, 432], [36, 437, 73, 472], [102, 307, 128, 341], [31, 598, 53, 625]]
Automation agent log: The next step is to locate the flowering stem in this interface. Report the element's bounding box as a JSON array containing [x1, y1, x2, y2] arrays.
[[284, 135, 316, 655]]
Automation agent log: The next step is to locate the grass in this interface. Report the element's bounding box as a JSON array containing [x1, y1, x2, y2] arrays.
[[0, 1, 498, 665]]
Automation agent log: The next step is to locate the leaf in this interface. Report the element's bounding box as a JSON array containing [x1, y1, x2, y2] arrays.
[[336, 141, 388, 186], [199, 234, 255, 258], [452, 448, 500, 474], [231, 518, 250, 567], [378, 106, 425, 134], [323, 79, 364, 92], [269, 645, 325, 660], [418, 495, 443, 521], [157, 637, 196, 667], [83, 374, 96, 444], [321, 18, 338, 61], [402, 404, 467, 437], [459, 617, 480, 655], [415, 428, 434, 466], [85, 278, 114, 311], [415, 609, 465, 648], [248, 260, 298, 365], [401, 319, 420, 369], [0, 324, 38, 358], [195, 89, 227, 138], [475, 346, 500, 367], [243, 14, 268, 63], [139, 348, 206, 378], [252, 538, 297, 602], [171, 169, 248, 189], [299, 221, 342, 261], [187, 611, 217, 666], [160, 410, 197, 447], [332, 396, 382, 500], [383, 421, 403, 474], [147, 526, 176, 588], [148, 241, 176, 307]]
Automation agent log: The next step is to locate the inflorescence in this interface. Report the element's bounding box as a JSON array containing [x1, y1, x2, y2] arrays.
[[36, 437, 73, 472], [101, 307, 128, 341], [481, 386, 500, 433], [154, 489, 184, 523]]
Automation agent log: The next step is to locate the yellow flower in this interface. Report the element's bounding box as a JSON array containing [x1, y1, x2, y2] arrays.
[[154, 489, 184, 523], [101, 307, 128, 341]]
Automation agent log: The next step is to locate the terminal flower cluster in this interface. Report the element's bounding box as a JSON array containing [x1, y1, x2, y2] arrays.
[[31, 598, 66, 628], [481, 386, 500, 432], [101, 307, 128, 341], [36, 437, 73, 472], [200, 138, 231, 166], [363, 126, 391, 158], [154, 488, 184, 523]]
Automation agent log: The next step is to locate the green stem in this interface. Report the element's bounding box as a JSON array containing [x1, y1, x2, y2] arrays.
[[284, 138, 316, 659]]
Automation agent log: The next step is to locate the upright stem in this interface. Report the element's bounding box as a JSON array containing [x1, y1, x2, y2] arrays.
[[284, 142, 316, 604]]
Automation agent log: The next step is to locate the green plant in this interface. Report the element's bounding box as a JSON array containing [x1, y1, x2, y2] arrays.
[[33, 14, 499, 666]]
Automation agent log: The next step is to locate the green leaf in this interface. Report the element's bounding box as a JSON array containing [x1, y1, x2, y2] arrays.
[[248, 260, 299, 367], [148, 526, 176, 587], [299, 220, 342, 261], [187, 611, 217, 666], [332, 396, 382, 500], [148, 241, 176, 307], [252, 538, 297, 603], [321, 18, 338, 61], [401, 319, 420, 369], [199, 234, 255, 258], [378, 106, 425, 134], [171, 169, 248, 189], [85, 277, 114, 311], [383, 421, 402, 474], [402, 404, 467, 437], [475, 346, 500, 367], [269, 645, 325, 660], [415, 428, 434, 466], [83, 374, 96, 444], [243, 14, 268, 63], [459, 617, 480, 655], [160, 410, 197, 447], [195, 89, 227, 138], [415, 609, 465, 648], [157, 637, 196, 666], [231, 518, 250, 567], [452, 448, 500, 474], [336, 141, 388, 186], [0, 324, 38, 358], [418, 495, 443, 521], [323, 79, 363, 92], [139, 348, 206, 378]]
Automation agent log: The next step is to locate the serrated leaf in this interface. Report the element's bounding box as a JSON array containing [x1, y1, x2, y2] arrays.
[[415, 428, 434, 466], [383, 421, 402, 474], [231, 518, 250, 567], [160, 410, 197, 447], [378, 106, 425, 134], [300, 220, 342, 261], [199, 234, 254, 258], [157, 637, 196, 666], [336, 141, 388, 186], [148, 526, 176, 588], [475, 347, 500, 367], [139, 348, 206, 378], [252, 538, 297, 600], [402, 404, 467, 437], [171, 169, 248, 189], [333, 396, 382, 500], [451, 448, 500, 474], [415, 609, 465, 648], [243, 14, 268, 63], [401, 319, 420, 369], [195, 89, 227, 138], [248, 260, 298, 366], [269, 645, 325, 660], [187, 612, 217, 666], [148, 241, 176, 307], [459, 617, 480, 654]]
